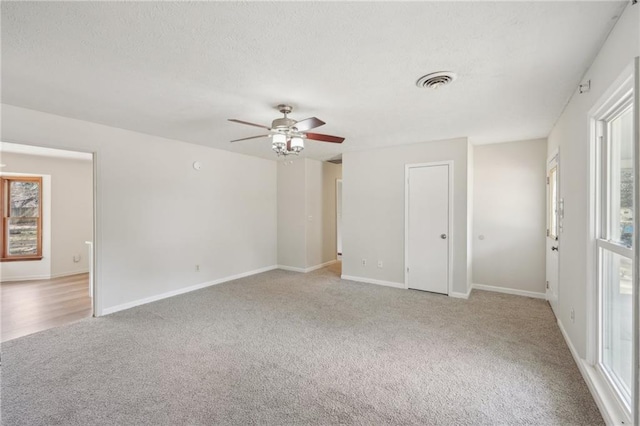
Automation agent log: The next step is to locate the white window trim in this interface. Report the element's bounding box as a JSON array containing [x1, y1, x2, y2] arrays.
[[0, 172, 52, 281], [586, 61, 636, 425]]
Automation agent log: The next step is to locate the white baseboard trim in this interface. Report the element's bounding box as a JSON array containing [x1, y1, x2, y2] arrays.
[[0, 270, 90, 282], [50, 270, 89, 279], [557, 319, 629, 425], [0, 273, 50, 282], [277, 265, 306, 273], [472, 283, 546, 299], [449, 286, 472, 299], [340, 274, 405, 289], [101, 265, 278, 316], [305, 260, 337, 272], [278, 260, 337, 274]]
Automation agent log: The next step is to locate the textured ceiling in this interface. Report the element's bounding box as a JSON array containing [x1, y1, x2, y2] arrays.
[[1, 1, 627, 161]]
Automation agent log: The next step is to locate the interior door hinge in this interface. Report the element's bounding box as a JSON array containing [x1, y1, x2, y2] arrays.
[[546, 177, 549, 185], [546, 229, 550, 237], [406, 267, 409, 273], [546, 281, 549, 289]]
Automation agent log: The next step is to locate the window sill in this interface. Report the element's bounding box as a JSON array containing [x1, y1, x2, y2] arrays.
[[0, 256, 43, 262]]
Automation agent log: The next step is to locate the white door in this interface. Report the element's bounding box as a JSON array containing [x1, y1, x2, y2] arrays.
[[546, 153, 559, 313], [406, 164, 450, 294]]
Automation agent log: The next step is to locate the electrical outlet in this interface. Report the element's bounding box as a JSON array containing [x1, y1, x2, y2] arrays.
[[377, 261, 383, 268], [570, 308, 575, 323], [361, 259, 367, 266], [195, 264, 200, 272]]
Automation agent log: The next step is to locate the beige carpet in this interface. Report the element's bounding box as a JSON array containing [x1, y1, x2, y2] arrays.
[[1, 265, 602, 425]]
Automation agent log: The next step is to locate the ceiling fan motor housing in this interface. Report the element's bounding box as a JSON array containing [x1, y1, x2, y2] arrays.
[[271, 117, 297, 131]]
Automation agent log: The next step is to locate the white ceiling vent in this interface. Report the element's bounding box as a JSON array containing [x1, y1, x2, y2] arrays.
[[416, 71, 457, 89]]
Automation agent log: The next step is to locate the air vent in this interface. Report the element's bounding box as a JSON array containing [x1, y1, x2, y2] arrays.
[[416, 72, 457, 89]]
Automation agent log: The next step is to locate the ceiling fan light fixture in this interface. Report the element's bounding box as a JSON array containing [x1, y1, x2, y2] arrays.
[[271, 133, 287, 155], [290, 136, 304, 154], [272, 133, 286, 144]]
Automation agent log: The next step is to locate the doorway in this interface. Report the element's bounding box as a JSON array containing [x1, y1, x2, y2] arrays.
[[0, 142, 95, 341], [405, 162, 452, 295]]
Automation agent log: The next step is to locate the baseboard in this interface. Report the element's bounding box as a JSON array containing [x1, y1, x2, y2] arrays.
[[0, 270, 89, 282], [0, 273, 50, 282], [557, 319, 629, 425], [305, 260, 337, 272], [101, 265, 278, 316], [278, 260, 337, 274], [340, 274, 405, 289], [472, 283, 546, 299], [449, 286, 472, 299], [277, 265, 306, 273], [50, 270, 89, 279]]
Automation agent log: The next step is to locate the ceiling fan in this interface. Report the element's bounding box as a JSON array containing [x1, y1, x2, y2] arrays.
[[228, 104, 345, 156]]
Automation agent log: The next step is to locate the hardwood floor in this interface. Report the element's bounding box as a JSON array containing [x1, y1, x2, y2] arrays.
[[1, 273, 92, 342]]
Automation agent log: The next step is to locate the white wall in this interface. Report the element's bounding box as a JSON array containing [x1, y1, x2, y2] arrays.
[[547, 3, 639, 358], [277, 159, 306, 270], [466, 143, 474, 294], [342, 137, 469, 293], [0, 153, 93, 280], [1, 105, 277, 314], [278, 158, 341, 270], [305, 160, 323, 268], [472, 139, 547, 294]]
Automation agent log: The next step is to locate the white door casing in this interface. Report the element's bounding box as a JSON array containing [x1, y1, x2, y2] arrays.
[[405, 162, 452, 295], [546, 151, 560, 314], [336, 179, 342, 256]]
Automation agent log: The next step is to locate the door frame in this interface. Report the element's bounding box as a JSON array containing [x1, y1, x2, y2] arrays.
[[546, 149, 560, 308], [404, 161, 454, 295], [336, 178, 342, 257], [0, 140, 100, 316]]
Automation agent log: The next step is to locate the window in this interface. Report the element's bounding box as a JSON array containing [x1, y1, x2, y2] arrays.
[[0, 176, 43, 261], [594, 90, 634, 412]]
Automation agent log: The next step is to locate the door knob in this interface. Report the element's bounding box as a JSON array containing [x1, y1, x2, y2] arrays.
[[441, 234, 447, 239], [551, 246, 558, 251]]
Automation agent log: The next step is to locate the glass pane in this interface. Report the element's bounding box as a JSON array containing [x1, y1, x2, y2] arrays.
[[9, 181, 40, 217], [601, 249, 632, 403], [549, 167, 558, 238], [608, 106, 633, 247], [7, 217, 38, 256]]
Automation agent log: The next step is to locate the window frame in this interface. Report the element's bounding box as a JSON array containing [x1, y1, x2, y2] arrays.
[[596, 93, 634, 414], [0, 176, 43, 262], [587, 63, 636, 423]]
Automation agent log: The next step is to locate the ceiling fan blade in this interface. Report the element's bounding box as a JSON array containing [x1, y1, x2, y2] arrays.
[[294, 117, 325, 132], [305, 132, 345, 144], [230, 134, 270, 143], [228, 119, 271, 130]]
